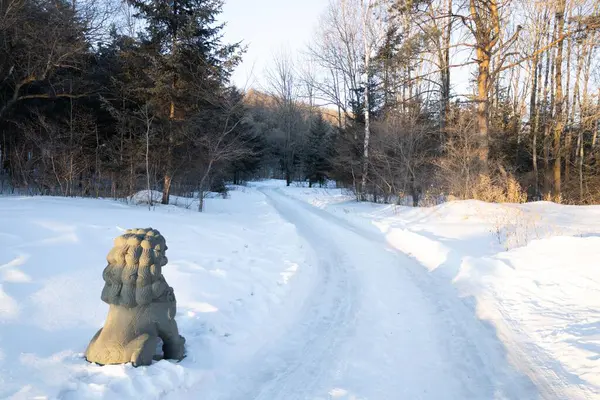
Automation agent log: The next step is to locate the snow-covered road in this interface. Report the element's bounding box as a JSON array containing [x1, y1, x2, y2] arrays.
[[196, 186, 538, 399]]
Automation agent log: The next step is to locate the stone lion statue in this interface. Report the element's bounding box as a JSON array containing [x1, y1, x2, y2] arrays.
[[85, 228, 186, 367]]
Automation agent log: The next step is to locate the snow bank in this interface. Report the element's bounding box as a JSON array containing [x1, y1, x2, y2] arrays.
[[129, 189, 163, 205], [0, 188, 311, 399], [129, 189, 228, 209], [278, 182, 600, 399], [457, 236, 600, 399]]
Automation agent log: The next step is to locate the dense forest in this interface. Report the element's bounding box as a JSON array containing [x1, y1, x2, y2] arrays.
[[1, 0, 599, 209]]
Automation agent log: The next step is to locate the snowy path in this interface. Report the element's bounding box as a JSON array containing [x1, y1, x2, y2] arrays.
[[191, 187, 539, 400]]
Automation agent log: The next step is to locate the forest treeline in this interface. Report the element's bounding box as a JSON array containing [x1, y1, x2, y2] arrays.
[[1, 0, 599, 209]]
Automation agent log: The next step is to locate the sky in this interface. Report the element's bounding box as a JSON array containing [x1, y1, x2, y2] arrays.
[[219, 0, 477, 98], [221, 0, 328, 90]]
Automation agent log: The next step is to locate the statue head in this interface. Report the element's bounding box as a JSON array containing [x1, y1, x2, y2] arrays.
[[101, 228, 170, 307]]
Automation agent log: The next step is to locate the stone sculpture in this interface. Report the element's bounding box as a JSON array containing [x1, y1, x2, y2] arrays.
[[85, 228, 185, 366]]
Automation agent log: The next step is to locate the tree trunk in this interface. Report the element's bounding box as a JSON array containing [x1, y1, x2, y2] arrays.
[[439, 0, 452, 139], [593, 88, 599, 148], [111, 173, 117, 200], [162, 108, 174, 205], [541, 18, 553, 182], [163, 2, 179, 205], [198, 192, 205, 212], [564, 34, 572, 183], [410, 176, 420, 207], [1, 135, 4, 171], [361, 82, 370, 201], [578, 128, 584, 201], [476, 50, 490, 164], [568, 39, 586, 190], [470, 0, 499, 168], [145, 109, 152, 210], [360, 0, 372, 201], [530, 56, 540, 197], [552, 0, 566, 200]]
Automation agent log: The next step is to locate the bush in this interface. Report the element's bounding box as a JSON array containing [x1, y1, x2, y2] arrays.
[[471, 172, 527, 203], [210, 178, 227, 195]]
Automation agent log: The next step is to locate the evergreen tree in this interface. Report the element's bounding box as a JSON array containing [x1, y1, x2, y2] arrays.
[[129, 0, 243, 203], [304, 113, 333, 187]]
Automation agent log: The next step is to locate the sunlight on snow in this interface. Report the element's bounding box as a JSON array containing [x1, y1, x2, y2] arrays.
[[185, 302, 219, 314], [279, 261, 299, 285], [329, 388, 348, 397]]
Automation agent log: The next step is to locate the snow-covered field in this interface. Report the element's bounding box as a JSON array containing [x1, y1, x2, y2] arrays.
[[0, 187, 311, 399], [1, 180, 599, 399]]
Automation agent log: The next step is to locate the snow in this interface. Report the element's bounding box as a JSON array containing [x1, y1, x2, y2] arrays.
[[1, 180, 599, 399], [278, 183, 600, 399], [0, 188, 310, 399]]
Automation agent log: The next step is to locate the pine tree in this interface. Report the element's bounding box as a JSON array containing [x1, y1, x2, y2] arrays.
[[304, 113, 333, 187], [129, 0, 242, 204]]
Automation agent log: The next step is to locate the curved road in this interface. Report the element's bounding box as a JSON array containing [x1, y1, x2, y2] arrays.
[[192, 187, 539, 399]]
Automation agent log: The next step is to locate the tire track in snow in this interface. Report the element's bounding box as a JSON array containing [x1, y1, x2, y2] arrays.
[[183, 186, 541, 399], [255, 187, 539, 400], [253, 189, 360, 400], [205, 188, 360, 400]]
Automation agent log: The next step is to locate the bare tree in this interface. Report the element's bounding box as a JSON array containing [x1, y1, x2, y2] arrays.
[[461, 0, 519, 165], [264, 49, 306, 186], [306, 0, 364, 128], [359, 0, 387, 200], [192, 93, 253, 212], [550, 0, 567, 199], [136, 103, 155, 209]]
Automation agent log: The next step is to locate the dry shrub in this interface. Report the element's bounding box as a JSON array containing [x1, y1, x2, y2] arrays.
[[542, 191, 563, 204], [490, 207, 544, 250], [418, 189, 446, 207], [471, 172, 527, 203]]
